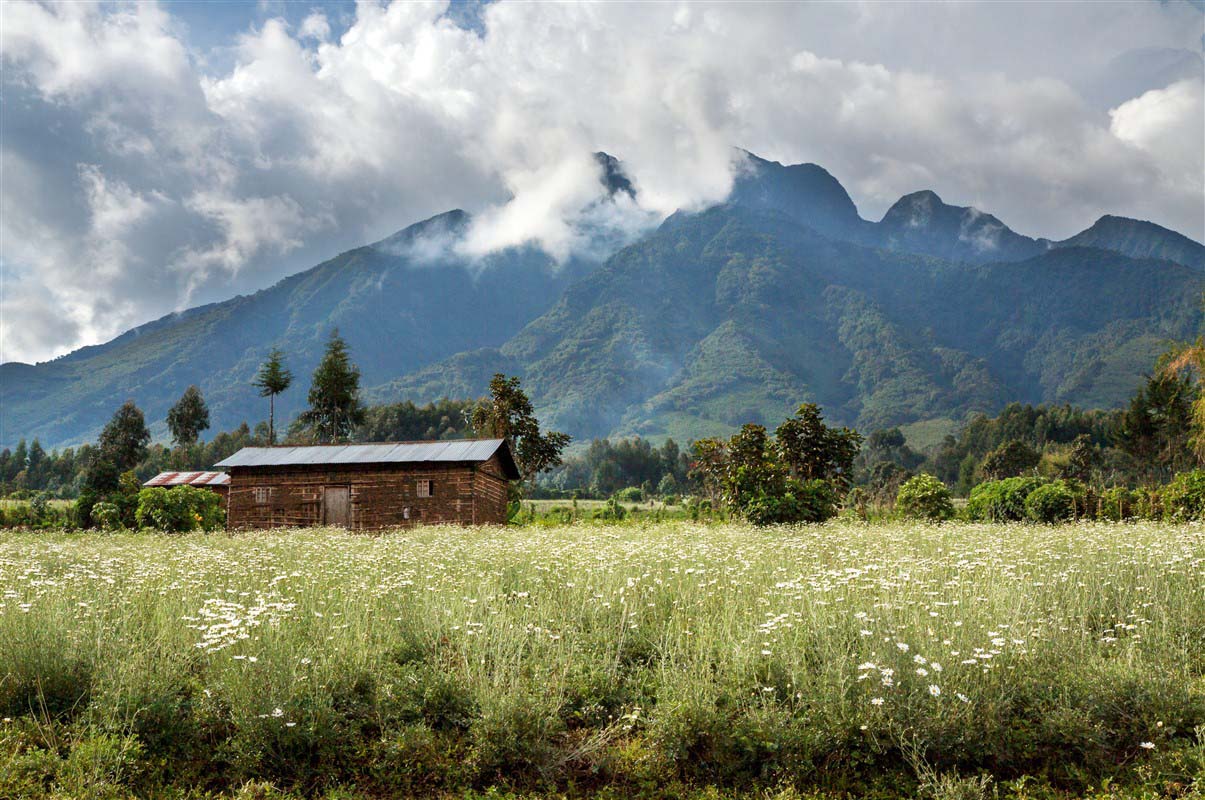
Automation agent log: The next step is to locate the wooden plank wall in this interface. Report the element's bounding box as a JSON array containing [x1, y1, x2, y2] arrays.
[[473, 453, 511, 525], [227, 462, 505, 530]]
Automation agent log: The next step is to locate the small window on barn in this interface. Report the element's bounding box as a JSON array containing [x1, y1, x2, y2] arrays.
[[253, 487, 273, 505], [416, 479, 434, 498]]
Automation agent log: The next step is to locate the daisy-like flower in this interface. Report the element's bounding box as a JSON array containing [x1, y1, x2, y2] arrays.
[[1139, 741, 1155, 750], [871, 697, 884, 706], [928, 684, 941, 697]]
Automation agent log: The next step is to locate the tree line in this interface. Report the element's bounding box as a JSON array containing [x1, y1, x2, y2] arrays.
[[3, 334, 1202, 527], [1, 330, 571, 527]]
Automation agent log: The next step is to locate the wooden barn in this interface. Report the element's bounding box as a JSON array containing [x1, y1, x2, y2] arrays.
[[143, 471, 231, 503], [214, 439, 519, 529]]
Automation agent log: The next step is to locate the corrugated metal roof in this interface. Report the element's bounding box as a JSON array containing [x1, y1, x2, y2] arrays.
[[144, 471, 230, 487], [214, 439, 514, 473]]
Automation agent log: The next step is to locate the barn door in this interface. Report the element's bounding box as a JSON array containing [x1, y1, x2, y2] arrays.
[[323, 486, 350, 527]]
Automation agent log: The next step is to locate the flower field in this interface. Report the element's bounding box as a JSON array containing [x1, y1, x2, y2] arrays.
[[1, 521, 1203, 799]]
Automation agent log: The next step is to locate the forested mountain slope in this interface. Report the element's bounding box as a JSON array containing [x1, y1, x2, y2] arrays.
[[4, 151, 1201, 448], [377, 205, 1202, 441], [0, 211, 586, 447]]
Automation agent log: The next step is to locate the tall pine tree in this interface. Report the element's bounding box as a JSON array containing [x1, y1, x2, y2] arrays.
[[296, 330, 364, 443], [252, 348, 293, 445]]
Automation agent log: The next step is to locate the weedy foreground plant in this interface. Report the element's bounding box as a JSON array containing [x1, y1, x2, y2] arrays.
[[0, 521, 1202, 799]]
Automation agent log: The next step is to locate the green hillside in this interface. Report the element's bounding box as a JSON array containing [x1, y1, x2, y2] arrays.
[[379, 206, 1202, 442], [1056, 214, 1204, 270], [0, 211, 585, 447], [4, 152, 1202, 449]]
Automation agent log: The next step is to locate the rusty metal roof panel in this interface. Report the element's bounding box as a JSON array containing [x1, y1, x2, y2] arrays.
[[144, 471, 231, 487], [214, 439, 508, 469]]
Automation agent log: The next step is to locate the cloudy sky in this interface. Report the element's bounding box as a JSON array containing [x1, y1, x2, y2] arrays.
[[2, 0, 1202, 365]]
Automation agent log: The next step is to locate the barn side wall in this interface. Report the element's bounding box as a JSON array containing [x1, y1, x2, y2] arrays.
[[226, 463, 498, 530], [473, 453, 511, 525]]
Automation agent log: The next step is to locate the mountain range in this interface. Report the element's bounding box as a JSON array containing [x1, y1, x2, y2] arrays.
[[2, 151, 1201, 450]]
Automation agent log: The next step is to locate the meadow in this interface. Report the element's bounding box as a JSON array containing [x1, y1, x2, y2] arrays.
[[1, 521, 1202, 800]]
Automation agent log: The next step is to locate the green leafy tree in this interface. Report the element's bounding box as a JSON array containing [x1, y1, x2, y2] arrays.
[[98, 401, 151, 474], [979, 439, 1041, 480], [690, 413, 850, 526], [1062, 434, 1099, 483], [1115, 369, 1195, 485], [26, 439, 46, 486], [775, 403, 863, 489], [468, 373, 570, 484], [8, 439, 27, 483], [1163, 339, 1205, 462], [295, 330, 365, 444], [252, 348, 293, 445], [166, 385, 211, 447]]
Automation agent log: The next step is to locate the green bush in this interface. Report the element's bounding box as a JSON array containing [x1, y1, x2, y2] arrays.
[[966, 476, 1048, 521], [614, 486, 643, 503], [28, 493, 49, 525], [134, 486, 224, 532], [895, 473, 955, 521], [1162, 469, 1205, 521], [1100, 487, 1139, 521], [593, 495, 627, 522], [1024, 481, 1078, 523], [91, 502, 123, 531], [657, 473, 679, 499], [741, 479, 836, 526]]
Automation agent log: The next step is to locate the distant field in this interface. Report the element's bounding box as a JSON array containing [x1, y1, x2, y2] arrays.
[[525, 498, 680, 512], [1, 522, 1202, 799], [0, 498, 71, 510]]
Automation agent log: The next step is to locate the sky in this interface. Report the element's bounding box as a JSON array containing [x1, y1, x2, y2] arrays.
[[1, 0, 1202, 365]]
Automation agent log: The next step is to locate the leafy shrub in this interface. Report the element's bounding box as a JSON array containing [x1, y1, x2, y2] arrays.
[[1024, 481, 1077, 523], [471, 692, 564, 785], [74, 489, 99, 528], [895, 474, 955, 521], [28, 493, 49, 525], [135, 486, 223, 532], [1134, 489, 1164, 520], [1, 504, 32, 528], [657, 473, 679, 499], [593, 495, 627, 522], [1162, 469, 1205, 521], [1099, 487, 1139, 521], [966, 477, 1047, 521], [614, 486, 643, 503], [91, 502, 123, 531], [741, 479, 835, 525]]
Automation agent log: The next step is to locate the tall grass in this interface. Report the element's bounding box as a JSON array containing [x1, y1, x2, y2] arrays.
[[1, 521, 1202, 798]]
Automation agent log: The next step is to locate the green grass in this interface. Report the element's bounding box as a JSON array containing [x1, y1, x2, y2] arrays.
[[1, 521, 1203, 799]]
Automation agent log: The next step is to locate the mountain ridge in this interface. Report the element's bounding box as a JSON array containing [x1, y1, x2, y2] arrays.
[[3, 151, 1202, 449]]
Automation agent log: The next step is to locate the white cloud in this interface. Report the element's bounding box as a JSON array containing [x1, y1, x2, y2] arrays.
[[1110, 78, 1205, 194], [1, 0, 1202, 364], [298, 12, 330, 42]]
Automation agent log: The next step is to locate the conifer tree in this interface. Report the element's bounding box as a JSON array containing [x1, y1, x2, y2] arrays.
[[296, 330, 364, 443], [252, 348, 293, 445]]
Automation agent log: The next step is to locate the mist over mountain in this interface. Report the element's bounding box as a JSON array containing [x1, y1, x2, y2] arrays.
[[2, 151, 1201, 449]]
